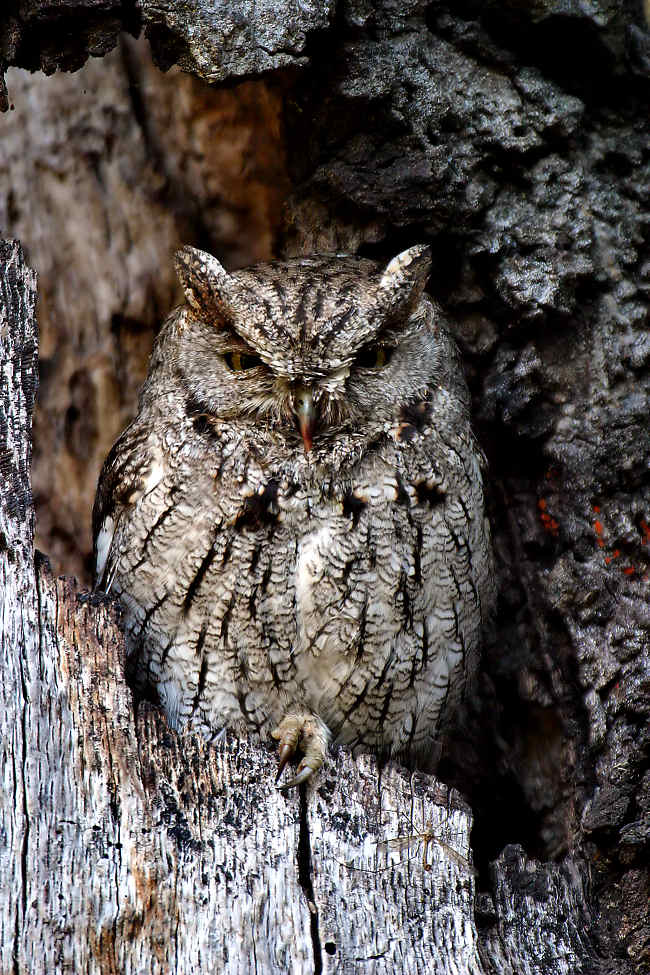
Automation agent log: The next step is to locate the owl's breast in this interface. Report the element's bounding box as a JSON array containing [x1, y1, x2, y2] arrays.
[[282, 478, 414, 723], [107, 428, 490, 754], [260, 441, 492, 751]]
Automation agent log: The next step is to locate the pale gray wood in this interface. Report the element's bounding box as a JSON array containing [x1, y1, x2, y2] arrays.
[[309, 758, 484, 974], [21, 574, 313, 975], [1, 559, 483, 975], [481, 848, 596, 975], [0, 238, 39, 975]]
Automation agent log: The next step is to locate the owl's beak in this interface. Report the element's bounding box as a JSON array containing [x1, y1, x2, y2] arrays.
[[294, 385, 316, 452]]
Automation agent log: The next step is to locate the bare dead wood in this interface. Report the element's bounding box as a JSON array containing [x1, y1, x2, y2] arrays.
[[0, 238, 39, 975]]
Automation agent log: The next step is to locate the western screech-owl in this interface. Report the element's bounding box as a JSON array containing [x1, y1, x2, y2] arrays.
[[93, 245, 495, 788]]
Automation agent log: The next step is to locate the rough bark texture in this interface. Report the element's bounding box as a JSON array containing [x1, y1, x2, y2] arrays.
[[0, 240, 39, 972], [1, 0, 649, 971], [140, 0, 335, 81]]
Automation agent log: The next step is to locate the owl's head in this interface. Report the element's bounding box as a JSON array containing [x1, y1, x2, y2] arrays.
[[171, 245, 448, 457]]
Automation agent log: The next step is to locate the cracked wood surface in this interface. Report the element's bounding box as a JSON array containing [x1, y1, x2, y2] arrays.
[[2, 551, 483, 974], [1, 239, 601, 975], [0, 239, 39, 975]]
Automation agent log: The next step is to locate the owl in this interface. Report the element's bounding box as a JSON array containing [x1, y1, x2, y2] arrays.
[[93, 245, 495, 789]]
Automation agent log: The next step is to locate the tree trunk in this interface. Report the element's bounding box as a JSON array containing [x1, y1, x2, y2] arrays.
[[0, 233, 616, 975], [0, 236, 602, 974], [1, 0, 648, 971]]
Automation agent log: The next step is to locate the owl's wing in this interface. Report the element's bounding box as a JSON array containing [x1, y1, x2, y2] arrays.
[[92, 426, 163, 592]]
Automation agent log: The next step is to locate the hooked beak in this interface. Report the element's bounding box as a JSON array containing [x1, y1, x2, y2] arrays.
[[294, 384, 316, 452]]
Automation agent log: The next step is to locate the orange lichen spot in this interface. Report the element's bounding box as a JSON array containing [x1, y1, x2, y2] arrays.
[[622, 566, 635, 576], [537, 498, 559, 536], [640, 519, 650, 545], [538, 502, 559, 536], [592, 505, 601, 514], [593, 519, 605, 547]]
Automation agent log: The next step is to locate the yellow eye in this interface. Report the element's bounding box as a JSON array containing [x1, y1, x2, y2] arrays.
[[224, 351, 263, 371], [356, 344, 392, 369]]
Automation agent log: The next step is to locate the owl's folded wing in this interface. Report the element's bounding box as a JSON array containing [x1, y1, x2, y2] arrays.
[[92, 428, 164, 592]]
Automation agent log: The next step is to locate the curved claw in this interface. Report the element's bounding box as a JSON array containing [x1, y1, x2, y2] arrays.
[[271, 712, 330, 791], [276, 743, 294, 781], [277, 763, 315, 792]]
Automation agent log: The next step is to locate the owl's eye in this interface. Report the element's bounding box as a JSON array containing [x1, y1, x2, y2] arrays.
[[224, 351, 263, 371], [355, 344, 392, 370]]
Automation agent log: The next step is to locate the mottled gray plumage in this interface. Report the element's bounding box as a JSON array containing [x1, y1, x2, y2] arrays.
[[93, 245, 495, 787]]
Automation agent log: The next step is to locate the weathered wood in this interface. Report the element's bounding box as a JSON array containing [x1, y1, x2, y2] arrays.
[[0, 239, 38, 975], [309, 761, 483, 974], [27, 572, 313, 975], [481, 849, 596, 975]]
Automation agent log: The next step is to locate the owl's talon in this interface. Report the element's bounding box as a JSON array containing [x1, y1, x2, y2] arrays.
[[272, 712, 330, 791], [277, 762, 315, 792], [276, 743, 293, 781]]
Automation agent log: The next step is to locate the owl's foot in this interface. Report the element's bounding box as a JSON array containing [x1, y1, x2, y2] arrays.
[[271, 712, 330, 791]]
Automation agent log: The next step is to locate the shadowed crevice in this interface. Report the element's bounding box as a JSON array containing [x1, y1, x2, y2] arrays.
[[297, 788, 323, 975]]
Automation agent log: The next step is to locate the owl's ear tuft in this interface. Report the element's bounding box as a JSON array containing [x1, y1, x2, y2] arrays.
[[378, 245, 432, 320], [174, 246, 234, 323]]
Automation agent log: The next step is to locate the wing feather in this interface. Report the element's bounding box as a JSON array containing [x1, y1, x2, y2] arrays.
[[92, 426, 162, 591]]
